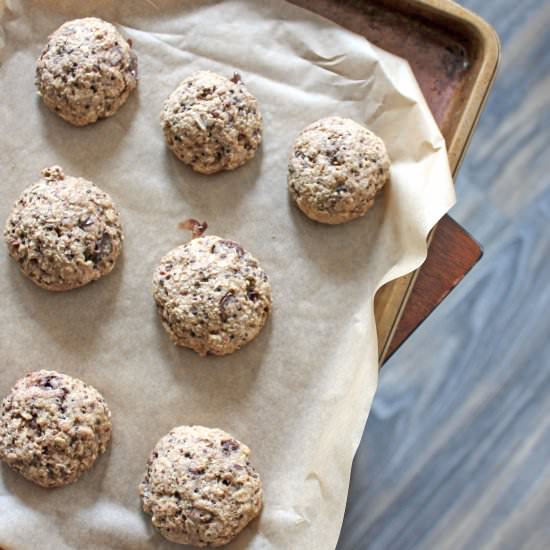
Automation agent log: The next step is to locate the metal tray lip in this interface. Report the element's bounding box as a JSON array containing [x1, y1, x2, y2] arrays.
[[433, 0, 501, 175], [377, 0, 501, 364]]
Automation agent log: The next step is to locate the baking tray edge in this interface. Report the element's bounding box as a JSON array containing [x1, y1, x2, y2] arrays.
[[377, 0, 500, 364]]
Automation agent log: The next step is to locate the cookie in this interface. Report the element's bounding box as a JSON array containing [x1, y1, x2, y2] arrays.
[[288, 116, 390, 224], [3, 165, 123, 291], [153, 235, 272, 356], [0, 370, 112, 488], [161, 71, 262, 174], [140, 425, 262, 547], [36, 17, 138, 126]]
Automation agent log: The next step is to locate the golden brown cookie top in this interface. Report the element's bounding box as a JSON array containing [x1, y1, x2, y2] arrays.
[[161, 71, 262, 174], [153, 235, 272, 356], [3, 166, 123, 291], [36, 17, 138, 126], [140, 425, 262, 547], [288, 116, 390, 224], [0, 370, 112, 488]]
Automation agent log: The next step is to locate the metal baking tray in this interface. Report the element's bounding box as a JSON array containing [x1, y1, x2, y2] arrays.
[[288, 0, 500, 362]]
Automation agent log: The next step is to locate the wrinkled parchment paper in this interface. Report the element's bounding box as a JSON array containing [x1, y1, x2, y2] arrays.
[[0, 1, 455, 548]]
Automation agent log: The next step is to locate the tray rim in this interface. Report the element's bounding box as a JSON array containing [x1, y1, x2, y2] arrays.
[[376, 0, 501, 364]]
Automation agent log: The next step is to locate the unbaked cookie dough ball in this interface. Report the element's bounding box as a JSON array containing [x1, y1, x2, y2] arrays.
[[0, 370, 112, 488], [3, 165, 123, 291], [161, 71, 262, 174], [36, 17, 138, 126], [288, 116, 390, 224], [140, 425, 263, 547], [152, 235, 272, 356]]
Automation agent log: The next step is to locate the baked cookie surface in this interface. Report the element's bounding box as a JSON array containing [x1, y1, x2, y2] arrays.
[[161, 71, 262, 174], [288, 116, 390, 224], [0, 370, 112, 488], [140, 425, 263, 547], [36, 17, 138, 126], [152, 235, 272, 356], [3, 165, 123, 291]]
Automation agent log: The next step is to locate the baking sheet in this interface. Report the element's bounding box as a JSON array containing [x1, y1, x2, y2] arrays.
[[0, 0, 455, 548]]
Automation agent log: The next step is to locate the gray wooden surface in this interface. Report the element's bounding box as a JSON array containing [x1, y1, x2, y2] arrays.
[[337, 1, 550, 549]]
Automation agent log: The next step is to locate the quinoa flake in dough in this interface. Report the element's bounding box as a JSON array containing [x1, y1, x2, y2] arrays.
[[161, 71, 262, 174], [153, 235, 272, 356], [3, 165, 123, 291], [35, 17, 138, 126], [0, 370, 112, 488], [288, 116, 391, 224], [140, 425, 263, 547]]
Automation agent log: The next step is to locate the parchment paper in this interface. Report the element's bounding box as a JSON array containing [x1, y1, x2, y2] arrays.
[[0, 1, 455, 548]]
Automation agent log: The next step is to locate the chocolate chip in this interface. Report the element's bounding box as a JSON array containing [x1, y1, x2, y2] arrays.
[[247, 289, 259, 302], [217, 240, 244, 257], [40, 374, 58, 389], [230, 72, 242, 84], [219, 291, 236, 322], [198, 87, 212, 99], [87, 233, 113, 264], [246, 280, 259, 302], [221, 438, 240, 455], [179, 218, 208, 239], [78, 216, 94, 230]]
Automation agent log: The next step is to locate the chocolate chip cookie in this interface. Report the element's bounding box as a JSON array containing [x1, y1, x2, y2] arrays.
[[161, 71, 262, 174], [0, 370, 112, 488], [152, 235, 272, 356], [3, 166, 123, 291], [140, 425, 263, 547], [288, 116, 390, 224], [36, 17, 138, 126]]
